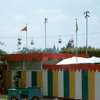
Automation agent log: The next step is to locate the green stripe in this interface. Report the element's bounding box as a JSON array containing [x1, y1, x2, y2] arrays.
[[32, 71, 37, 86], [48, 69, 53, 96], [16, 71, 21, 87], [64, 69, 69, 98], [17, 71, 21, 78], [82, 70, 88, 100]]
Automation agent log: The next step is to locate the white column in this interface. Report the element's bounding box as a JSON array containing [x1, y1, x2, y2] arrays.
[[75, 69, 82, 99], [26, 71, 32, 87], [43, 69, 48, 96], [95, 70, 100, 100], [58, 69, 64, 97]]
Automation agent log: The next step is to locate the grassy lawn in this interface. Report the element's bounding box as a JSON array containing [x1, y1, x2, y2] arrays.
[[0, 93, 8, 99]]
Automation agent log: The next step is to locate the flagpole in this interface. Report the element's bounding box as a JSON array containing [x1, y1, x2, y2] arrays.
[[76, 19, 78, 64], [26, 23, 27, 53]]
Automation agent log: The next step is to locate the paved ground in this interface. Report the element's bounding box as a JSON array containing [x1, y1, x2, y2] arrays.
[[0, 98, 57, 100], [0, 98, 79, 100]]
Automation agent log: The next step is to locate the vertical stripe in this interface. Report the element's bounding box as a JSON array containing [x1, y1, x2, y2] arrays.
[[58, 69, 64, 98], [37, 71, 43, 96], [37, 71, 42, 87], [53, 69, 58, 97], [26, 71, 32, 87], [19, 78, 21, 87], [43, 69, 48, 96], [12, 71, 15, 87], [82, 70, 88, 100], [2, 70, 6, 89], [32, 71, 37, 86], [7, 71, 12, 89], [17, 71, 21, 87], [88, 70, 95, 100], [48, 69, 53, 96], [69, 69, 75, 99], [21, 71, 26, 87], [95, 70, 100, 100], [17, 71, 21, 78], [64, 69, 69, 98], [75, 70, 82, 99]]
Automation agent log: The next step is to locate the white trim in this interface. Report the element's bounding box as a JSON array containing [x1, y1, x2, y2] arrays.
[[43, 69, 48, 96], [95, 70, 100, 100], [75, 69, 82, 99], [58, 69, 64, 97], [26, 71, 32, 87]]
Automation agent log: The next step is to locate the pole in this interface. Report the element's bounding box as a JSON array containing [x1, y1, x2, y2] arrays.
[[86, 17, 88, 58], [76, 30, 78, 63], [44, 18, 48, 52], [84, 11, 90, 58], [26, 23, 27, 53], [45, 20, 46, 50], [76, 19, 78, 64]]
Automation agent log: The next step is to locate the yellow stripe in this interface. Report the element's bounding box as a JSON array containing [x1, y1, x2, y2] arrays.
[[69, 69, 75, 99], [37, 71, 42, 87], [53, 69, 58, 97], [2, 70, 6, 89], [21, 71, 26, 87], [37, 71, 43, 96], [19, 78, 21, 87], [7, 71, 12, 89], [88, 70, 95, 100]]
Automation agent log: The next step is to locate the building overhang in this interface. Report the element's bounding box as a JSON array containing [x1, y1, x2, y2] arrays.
[[5, 53, 88, 61]]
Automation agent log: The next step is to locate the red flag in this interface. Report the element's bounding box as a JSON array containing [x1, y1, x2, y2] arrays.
[[21, 26, 27, 31]]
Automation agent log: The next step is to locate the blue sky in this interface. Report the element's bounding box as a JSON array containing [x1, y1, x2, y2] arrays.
[[0, 0, 100, 53]]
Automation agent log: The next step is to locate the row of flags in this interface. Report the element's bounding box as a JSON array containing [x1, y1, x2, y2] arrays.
[[21, 19, 78, 32]]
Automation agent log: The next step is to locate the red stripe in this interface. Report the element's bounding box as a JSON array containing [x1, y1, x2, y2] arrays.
[[43, 64, 100, 72]]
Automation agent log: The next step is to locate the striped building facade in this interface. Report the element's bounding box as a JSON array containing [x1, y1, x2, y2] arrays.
[[3, 53, 100, 100], [3, 66, 100, 100]]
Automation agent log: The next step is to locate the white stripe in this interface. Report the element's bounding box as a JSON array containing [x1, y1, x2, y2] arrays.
[[26, 71, 31, 87], [95, 70, 100, 100], [58, 69, 64, 97], [12, 71, 15, 87], [43, 69, 48, 96], [75, 69, 82, 99]]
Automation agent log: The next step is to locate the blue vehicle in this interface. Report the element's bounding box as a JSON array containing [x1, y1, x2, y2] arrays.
[[8, 87, 42, 100]]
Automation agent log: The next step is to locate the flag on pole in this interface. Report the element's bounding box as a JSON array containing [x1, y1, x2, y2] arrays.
[[76, 20, 78, 33], [21, 26, 27, 31]]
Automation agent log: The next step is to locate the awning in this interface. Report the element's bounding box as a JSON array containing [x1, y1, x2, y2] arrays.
[[56, 56, 94, 65], [87, 56, 100, 64]]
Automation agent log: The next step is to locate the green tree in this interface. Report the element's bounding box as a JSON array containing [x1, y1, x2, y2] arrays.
[[59, 46, 100, 57], [12, 67, 20, 87], [18, 47, 58, 53], [0, 49, 7, 67]]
